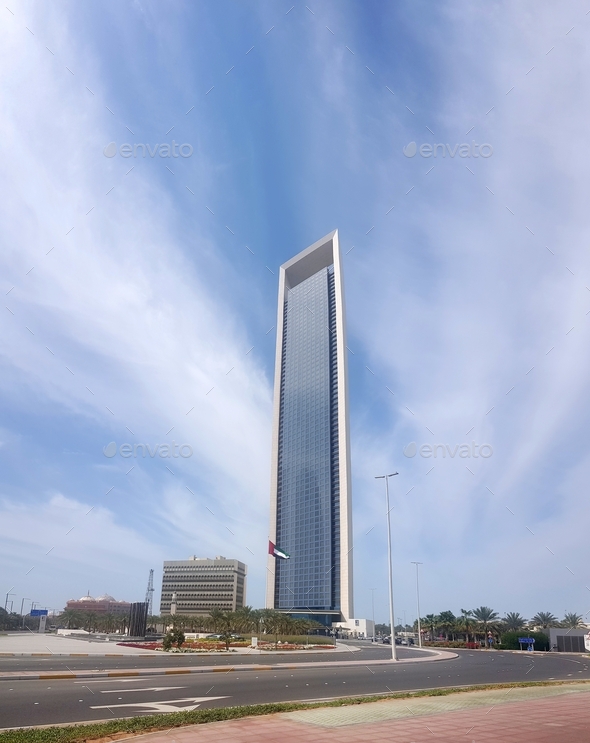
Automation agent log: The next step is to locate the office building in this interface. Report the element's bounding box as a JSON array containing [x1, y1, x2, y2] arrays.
[[159, 556, 247, 615], [266, 230, 353, 625]]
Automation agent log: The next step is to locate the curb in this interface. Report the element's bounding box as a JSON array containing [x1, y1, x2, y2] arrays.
[[0, 653, 159, 658], [0, 650, 457, 682]]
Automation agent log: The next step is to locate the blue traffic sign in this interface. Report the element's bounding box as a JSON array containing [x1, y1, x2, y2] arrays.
[[30, 609, 48, 616]]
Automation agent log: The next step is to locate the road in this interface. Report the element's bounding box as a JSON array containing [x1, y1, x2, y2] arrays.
[[0, 640, 404, 673], [1, 644, 588, 730]]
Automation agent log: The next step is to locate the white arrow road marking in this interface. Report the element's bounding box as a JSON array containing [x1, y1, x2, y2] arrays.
[[75, 679, 147, 684], [100, 687, 186, 694], [91, 696, 228, 713]]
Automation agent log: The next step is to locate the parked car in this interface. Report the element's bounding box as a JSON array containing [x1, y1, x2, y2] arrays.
[[383, 636, 391, 644], [205, 633, 222, 639]]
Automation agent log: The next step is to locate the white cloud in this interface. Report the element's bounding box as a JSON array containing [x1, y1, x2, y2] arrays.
[[0, 493, 161, 609], [0, 4, 272, 609]]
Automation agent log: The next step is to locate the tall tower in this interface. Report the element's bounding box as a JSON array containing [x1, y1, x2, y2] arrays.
[[266, 230, 353, 624]]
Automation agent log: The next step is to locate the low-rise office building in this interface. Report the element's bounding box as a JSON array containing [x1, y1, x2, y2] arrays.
[[333, 617, 375, 639], [160, 556, 247, 616]]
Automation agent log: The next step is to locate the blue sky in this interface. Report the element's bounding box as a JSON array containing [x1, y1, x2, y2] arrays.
[[1, 0, 590, 625]]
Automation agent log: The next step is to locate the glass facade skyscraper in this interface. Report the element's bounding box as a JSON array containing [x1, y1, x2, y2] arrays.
[[266, 231, 353, 623]]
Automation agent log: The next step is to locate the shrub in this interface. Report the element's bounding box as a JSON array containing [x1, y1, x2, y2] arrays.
[[499, 631, 549, 651], [162, 628, 185, 651]]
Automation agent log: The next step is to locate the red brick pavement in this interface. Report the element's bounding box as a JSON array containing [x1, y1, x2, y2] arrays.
[[123, 691, 590, 743]]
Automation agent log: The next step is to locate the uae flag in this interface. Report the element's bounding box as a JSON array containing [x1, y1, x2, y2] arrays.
[[268, 540, 290, 559]]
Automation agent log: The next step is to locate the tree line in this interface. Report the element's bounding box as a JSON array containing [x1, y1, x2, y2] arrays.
[[377, 607, 586, 643], [0, 605, 324, 638]]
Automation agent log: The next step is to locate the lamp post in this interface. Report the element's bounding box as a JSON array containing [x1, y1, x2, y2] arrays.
[[411, 561, 423, 648], [20, 598, 31, 630], [375, 472, 399, 661], [370, 588, 376, 642]]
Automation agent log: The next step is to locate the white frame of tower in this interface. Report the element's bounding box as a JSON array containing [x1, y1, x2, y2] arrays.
[[265, 230, 353, 621]]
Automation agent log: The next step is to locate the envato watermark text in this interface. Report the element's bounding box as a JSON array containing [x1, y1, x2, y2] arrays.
[[403, 141, 493, 158], [103, 141, 193, 158], [103, 441, 193, 458], [403, 441, 493, 458]]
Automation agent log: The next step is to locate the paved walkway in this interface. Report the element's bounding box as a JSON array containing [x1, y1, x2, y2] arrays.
[[0, 634, 161, 656], [114, 684, 590, 742]]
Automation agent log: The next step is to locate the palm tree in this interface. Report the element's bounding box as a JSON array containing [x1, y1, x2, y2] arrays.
[[472, 606, 499, 646], [437, 611, 457, 641], [562, 612, 584, 628], [208, 608, 224, 633], [234, 606, 255, 634], [216, 611, 236, 650], [250, 608, 265, 635], [58, 609, 83, 629], [457, 609, 475, 643], [503, 612, 527, 631], [531, 612, 558, 629], [423, 614, 438, 641]]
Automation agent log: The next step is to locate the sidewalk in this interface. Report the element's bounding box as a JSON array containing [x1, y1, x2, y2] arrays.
[[0, 634, 161, 657], [113, 683, 590, 743]]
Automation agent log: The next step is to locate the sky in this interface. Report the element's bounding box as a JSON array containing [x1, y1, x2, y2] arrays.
[[1, 0, 589, 626]]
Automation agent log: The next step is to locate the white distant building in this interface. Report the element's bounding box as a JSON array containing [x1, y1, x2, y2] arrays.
[[160, 556, 247, 616], [333, 618, 375, 639]]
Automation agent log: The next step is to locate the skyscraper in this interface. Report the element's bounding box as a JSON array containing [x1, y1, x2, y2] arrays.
[[266, 230, 353, 624]]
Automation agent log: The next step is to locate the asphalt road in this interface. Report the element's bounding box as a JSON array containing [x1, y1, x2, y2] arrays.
[[0, 640, 406, 672], [1, 646, 589, 730]]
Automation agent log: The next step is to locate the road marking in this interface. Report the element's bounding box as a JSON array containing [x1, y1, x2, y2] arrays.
[[91, 696, 228, 712], [74, 679, 144, 684], [100, 686, 186, 693]]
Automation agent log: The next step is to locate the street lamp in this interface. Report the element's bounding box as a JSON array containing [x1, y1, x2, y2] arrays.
[[370, 588, 376, 642], [411, 561, 423, 648], [375, 472, 399, 661], [20, 598, 31, 630]]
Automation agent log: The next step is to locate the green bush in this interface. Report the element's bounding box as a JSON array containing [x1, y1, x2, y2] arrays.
[[162, 628, 185, 651], [499, 631, 549, 651]]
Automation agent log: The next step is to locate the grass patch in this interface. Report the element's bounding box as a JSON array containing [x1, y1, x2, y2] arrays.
[[1, 680, 589, 743]]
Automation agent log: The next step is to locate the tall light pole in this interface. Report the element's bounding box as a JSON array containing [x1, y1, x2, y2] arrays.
[[20, 598, 31, 630], [375, 472, 398, 661], [370, 588, 376, 642], [411, 561, 423, 648], [4, 591, 15, 612]]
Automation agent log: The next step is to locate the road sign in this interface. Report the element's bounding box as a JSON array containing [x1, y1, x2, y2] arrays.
[[518, 637, 535, 644], [30, 609, 48, 616]]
